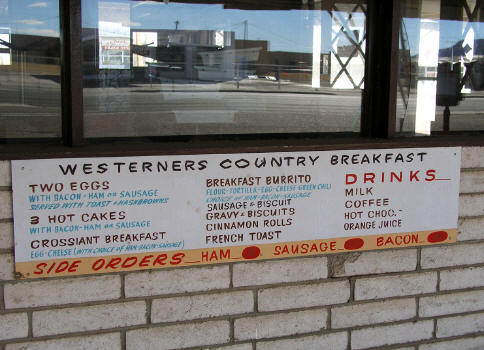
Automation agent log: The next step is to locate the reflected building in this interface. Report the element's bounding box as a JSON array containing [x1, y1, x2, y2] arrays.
[[82, 26, 335, 88]]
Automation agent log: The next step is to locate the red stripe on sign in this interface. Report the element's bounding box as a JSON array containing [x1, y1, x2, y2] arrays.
[[427, 231, 448, 243], [242, 246, 261, 259], [344, 238, 364, 250]]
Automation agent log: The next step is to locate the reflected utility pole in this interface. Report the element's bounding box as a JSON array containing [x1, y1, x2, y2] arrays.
[[242, 20, 248, 49]]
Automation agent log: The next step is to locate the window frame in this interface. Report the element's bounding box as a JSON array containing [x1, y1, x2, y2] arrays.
[[0, 0, 483, 160]]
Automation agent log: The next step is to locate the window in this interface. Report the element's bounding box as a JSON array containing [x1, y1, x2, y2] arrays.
[[0, 0, 483, 148], [0, 0, 61, 139], [81, 0, 367, 137], [396, 0, 484, 135]]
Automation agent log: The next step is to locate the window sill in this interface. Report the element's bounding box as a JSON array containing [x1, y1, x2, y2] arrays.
[[1, 133, 483, 160]]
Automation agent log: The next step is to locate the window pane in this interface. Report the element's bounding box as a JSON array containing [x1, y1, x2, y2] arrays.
[[82, 0, 366, 137], [0, 0, 61, 139], [396, 0, 484, 135]]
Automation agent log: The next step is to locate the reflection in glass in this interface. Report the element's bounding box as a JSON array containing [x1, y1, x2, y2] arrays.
[[0, 0, 61, 139], [82, 0, 367, 137], [397, 0, 484, 135]]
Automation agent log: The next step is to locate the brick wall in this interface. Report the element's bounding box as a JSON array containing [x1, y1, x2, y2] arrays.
[[0, 147, 483, 350]]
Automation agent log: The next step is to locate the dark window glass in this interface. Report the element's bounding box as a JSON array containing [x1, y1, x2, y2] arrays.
[[397, 0, 484, 135], [82, 0, 367, 138], [0, 0, 61, 139]]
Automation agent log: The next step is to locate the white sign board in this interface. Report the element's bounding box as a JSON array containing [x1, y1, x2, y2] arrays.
[[98, 1, 131, 69], [12, 147, 461, 278]]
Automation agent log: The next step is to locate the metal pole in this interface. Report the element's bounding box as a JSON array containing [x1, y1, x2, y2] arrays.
[[443, 106, 450, 132], [20, 51, 25, 105]]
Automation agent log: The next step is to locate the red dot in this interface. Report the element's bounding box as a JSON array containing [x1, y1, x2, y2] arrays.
[[427, 231, 448, 243], [344, 238, 364, 250], [242, 246, 261, 259]]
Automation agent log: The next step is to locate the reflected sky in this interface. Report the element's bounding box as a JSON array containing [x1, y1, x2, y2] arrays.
[[0, 0, 367, 54], [0, 0, 59, 37], [403, 17, 484, 56], [1, 0, 482, 55], [83, 0, 345, 53]]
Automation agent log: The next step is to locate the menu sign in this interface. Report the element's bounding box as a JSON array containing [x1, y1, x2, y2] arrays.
[[12, 147, 461, 279]]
